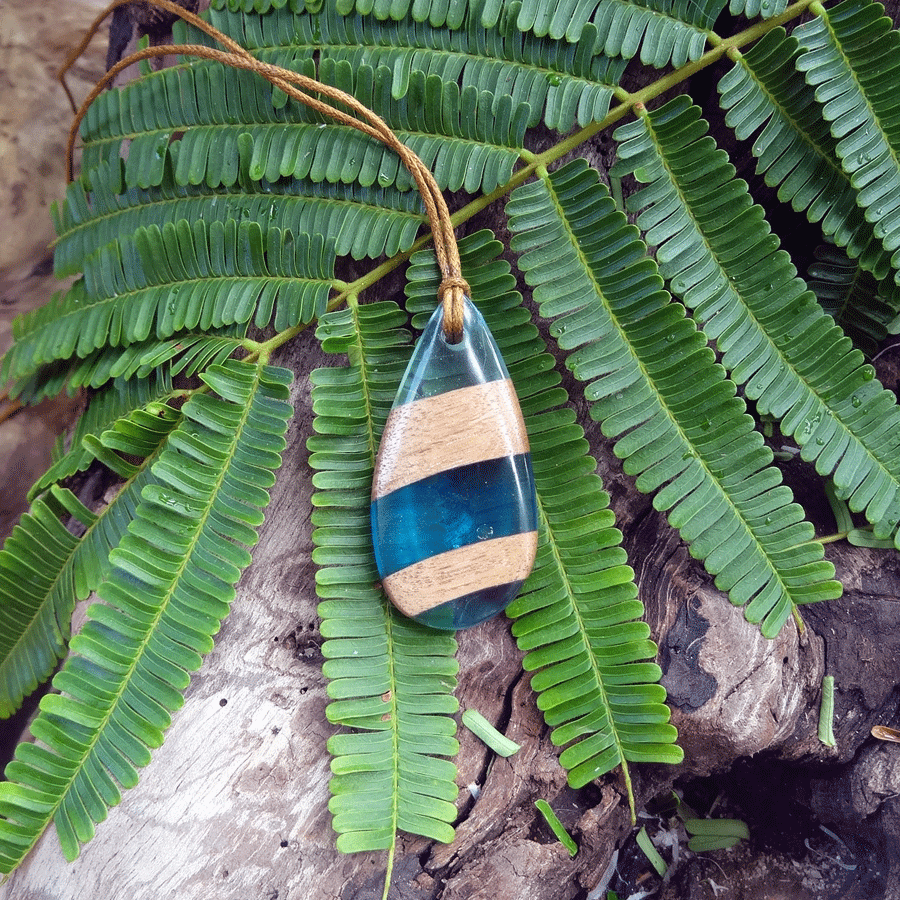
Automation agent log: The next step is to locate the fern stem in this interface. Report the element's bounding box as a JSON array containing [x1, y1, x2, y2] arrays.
[[381, 838, 396, 900]]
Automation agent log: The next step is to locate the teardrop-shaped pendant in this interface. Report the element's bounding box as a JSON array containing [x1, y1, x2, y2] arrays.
[[371, 298, 538, 630]]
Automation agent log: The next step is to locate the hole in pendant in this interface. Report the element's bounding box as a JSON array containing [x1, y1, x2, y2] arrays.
[[440, 330, 466, 349]]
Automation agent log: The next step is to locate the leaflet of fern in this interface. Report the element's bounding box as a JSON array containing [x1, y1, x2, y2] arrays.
[[807, 244, 900, 354], [507, 160, 840, 637], [719, 27, 890, 278], [53, 159, 425, 279], [36, 328, 249, 405], [310, 301, 460, 852], [613, 98, 900, 547], [2, 222, 334, 386], [27, 371, 173, 499], [199, 0, 625, 133], [793, 0, 900, 279], [0, 360, 292, 872], [404, 229, 681, 806], [80, 56, 528, 195], [331, 0, 723, 67], [0, 377, 188, 719], [0, 491, 94, 720]]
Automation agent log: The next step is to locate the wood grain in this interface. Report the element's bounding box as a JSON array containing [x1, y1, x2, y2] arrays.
[[383, 530, 538, 615], [372, 379, 528, 499]]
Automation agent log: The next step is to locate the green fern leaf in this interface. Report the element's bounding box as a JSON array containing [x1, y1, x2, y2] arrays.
[[729, 0, 788, 19], [98, 330, 246, 388], [195, 2, 625, 133], [0, 420, 178, 718], [613, 97, 900, 545], [1, 426, 182, 717], [27, 371, 174, 501], [339, 0, 723, 67], [81, 51, 529, 195], [507, 159, 841, 637], [808, 244, 900, 354], [21, 326, 249, 401], [129, 331, 251, 380], [310, 301, 460, 851], [404, 229, 681, 806], [2, 221, 333, 385], [0, 490, 95, 718], [53, 157, 425, 280], [589, 0, 724, 68], [0, 360, 291, 870], [719, 27, 889, 277], [793, 0, 900, 279]]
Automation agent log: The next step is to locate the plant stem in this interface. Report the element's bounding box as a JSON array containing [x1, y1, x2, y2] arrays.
[[818, 532, 849, 544], [381, 839, 396, 900]]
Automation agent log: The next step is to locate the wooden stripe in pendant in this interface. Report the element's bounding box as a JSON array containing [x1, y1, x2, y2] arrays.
[[382, 532, 537, 618], [372, 379, 528, 498]]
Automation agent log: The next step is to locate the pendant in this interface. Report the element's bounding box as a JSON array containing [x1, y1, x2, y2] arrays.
[[370, 297, 538, 630]]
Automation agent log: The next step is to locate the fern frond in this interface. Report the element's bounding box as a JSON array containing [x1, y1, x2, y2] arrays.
[[27, 370, 174, 501], [196, 1, 626, 132], [0, 489, 95, 718], [21, 326, 249, 403], [53, 158, 425, 279], [808, 244, 900, 354], [335, 0, 723, 68], [589, 0, 723, 68], [507, 159, 841, 637], [2, 402, 188, 717], [81, 55, 529, 195], [130, 331, 250, 380], [613, 98, 900, 545], [719, 27, 889, 277], [794, 0, 900, 280], [0, 360, 292, 870], [404, 230, 681, 811], [0, 429, 174, 720], [2, 221, 333, 385], [310, 301, 460, 851], [82, 329, 247, 391]]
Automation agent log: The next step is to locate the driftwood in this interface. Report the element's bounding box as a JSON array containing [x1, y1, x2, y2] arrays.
[[2, 2, 900, 898]]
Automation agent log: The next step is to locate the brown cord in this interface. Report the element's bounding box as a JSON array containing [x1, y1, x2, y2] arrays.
[[0, 399, 24, 428], [60, 0, 469, 341]]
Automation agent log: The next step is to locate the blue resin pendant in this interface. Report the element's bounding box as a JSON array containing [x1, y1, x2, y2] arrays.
[[371, 298, 538, 630]]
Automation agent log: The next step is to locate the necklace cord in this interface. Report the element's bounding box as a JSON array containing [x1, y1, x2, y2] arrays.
[[60, 0, 469, 341]]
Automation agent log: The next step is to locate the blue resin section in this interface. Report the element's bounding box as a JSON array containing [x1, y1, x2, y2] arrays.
[[414, 582, 527, 631], [371, 454, 537, 578], [393, 299, 510, 404]]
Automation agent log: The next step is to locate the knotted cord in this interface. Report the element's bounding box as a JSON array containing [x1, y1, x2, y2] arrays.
[[60, 0, 469, 341]]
